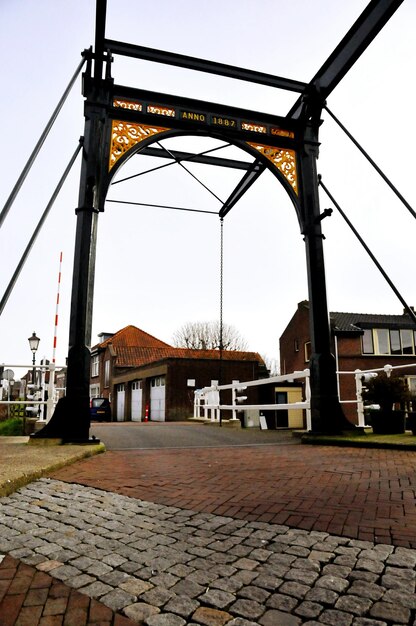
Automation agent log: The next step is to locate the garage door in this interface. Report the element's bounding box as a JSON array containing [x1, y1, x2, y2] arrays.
[[116, 383, 125, 421], [131, 380, 142, 421], [150, 376, 165, 421]]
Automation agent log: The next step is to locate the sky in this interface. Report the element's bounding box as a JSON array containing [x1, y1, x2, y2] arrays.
[[1, 0, 415, 377]]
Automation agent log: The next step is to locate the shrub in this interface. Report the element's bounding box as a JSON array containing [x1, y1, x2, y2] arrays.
[[0, 418, 24, 436], [362, 373, 410, 413]]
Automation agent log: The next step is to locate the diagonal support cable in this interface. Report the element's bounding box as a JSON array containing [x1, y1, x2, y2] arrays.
[[0, 54, 87, 229], [0, 140, 83, 317], [111, 144, 234, 186], [156, 142, 224, 204], [318, 175, 416, 325], [324, 106, 416, 220]]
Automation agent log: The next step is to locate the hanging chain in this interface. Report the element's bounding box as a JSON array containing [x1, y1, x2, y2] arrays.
[[219, 217, 224, 353]]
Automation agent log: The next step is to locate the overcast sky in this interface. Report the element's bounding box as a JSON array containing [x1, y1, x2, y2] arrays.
[[1, 0, 415, 375]]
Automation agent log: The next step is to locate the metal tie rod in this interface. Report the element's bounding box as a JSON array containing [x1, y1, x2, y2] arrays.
[[0, 140, 83, 317], [156, 142, 224, 204], [0, 55, 87, 229], [324, 105, 416, 220], [318, 175, 416, 326]]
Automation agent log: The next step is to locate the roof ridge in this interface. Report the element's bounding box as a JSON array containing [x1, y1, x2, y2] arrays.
[[94, 325, 172, 349]]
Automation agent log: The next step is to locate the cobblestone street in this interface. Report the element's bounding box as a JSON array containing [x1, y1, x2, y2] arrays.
[[1, 477, 416, 625]]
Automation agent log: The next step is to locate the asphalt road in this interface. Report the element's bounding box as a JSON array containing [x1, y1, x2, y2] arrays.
[[90, 421, 300, 450]]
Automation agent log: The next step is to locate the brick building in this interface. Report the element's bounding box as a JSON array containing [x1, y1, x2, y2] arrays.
[[280, 301, 416, 424], [90, 325, 266, 422]]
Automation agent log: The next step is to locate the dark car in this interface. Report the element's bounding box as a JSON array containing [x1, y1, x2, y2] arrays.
[[90, 397, 112, 422]]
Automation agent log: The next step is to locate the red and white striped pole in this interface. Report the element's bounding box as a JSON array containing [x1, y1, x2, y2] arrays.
[[52, 252, 63, 364]]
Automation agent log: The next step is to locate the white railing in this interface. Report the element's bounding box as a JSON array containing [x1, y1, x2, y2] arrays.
[[194, 369, 311, 429], [195, 362, 416, 431], [340, 362, 416, 427], [0, 363, 66, 423]]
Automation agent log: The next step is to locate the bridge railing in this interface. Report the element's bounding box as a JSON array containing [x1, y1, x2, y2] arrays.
[[194, 369, 311, 429], [0, 363, 66, 423]]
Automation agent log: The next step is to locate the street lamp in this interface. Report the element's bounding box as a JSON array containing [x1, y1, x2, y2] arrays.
[[28, 332, 40, 385]]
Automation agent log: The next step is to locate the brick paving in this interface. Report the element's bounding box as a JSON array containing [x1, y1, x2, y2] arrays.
[[0, 440, 416, 624], [51, 444, 416, 548], [0, 553, 135, 626]]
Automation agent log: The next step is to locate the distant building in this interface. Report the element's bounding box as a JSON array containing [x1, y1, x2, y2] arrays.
[[280, 301, 416, 424], [90, 325, 267, 422]]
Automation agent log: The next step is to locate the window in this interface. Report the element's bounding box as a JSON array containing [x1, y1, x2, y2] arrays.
[[407, 376, 416, 394], [361, 328, 416, 356], [104, 360, 110, 387], [294, 339, 299, 353], [362, 329, 374, 354], [390, 330, 401, 355], [375, 329, 389, 355], [402, 330, 414, 354], [91, 355, 99, 377], [90, 385, 100, 398], [304, 341, 311, 362], [151, 376, 165, 387]]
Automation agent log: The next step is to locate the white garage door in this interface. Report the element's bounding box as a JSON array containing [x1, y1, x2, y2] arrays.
[[150, 376, 165, 421], [131, 380, 142, 421], [116, 383, 125, 421]]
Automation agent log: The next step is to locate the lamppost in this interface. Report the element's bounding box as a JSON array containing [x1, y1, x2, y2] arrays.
[[28, 332, 40, 386]]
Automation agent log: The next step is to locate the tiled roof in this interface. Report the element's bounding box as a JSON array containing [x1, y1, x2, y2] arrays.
[[115, 346, 264, 368], [330, 311, 416, 333], [93, 325, 171, 350], [92, 324, 263, 369]]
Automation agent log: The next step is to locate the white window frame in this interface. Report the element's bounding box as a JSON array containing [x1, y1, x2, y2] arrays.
[[362, 328, 416, 356], [104, 360, 110, 387], [90, 384, 100, 398], [91, 355, 99, 377]]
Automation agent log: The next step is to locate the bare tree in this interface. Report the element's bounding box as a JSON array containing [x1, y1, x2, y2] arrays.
[[173, 321, 249, 351], [262, 355, 280, 376]]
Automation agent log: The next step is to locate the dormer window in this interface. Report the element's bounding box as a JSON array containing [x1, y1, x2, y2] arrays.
[[361, 328, 416, 355]]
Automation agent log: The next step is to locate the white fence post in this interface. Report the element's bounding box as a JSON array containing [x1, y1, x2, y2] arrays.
[[355, 369, 365, 427], [231, 380, 238, 421], [305, 369, 312, 431], [46, 363, 56, 422]]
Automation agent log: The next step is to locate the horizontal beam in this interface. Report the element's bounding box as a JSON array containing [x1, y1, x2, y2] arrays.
[[105, 39, 307, 93], [139, 146, 252, 170], [108, 84, 299, 149], [288, 0, 404, 118]]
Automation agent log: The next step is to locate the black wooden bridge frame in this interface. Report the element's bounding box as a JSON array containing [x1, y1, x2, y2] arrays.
[[31, 0, 404, 441]]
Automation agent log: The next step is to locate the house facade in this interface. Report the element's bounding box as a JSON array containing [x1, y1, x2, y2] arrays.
[[280, 301, 416, 424], [90, 325, 267, 422]]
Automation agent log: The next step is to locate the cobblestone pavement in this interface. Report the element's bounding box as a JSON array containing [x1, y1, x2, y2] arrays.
[[1, 478, 416, 625]]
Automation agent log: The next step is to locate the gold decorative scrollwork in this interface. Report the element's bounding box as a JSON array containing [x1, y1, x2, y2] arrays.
[[247, 142, 298, 195], [270, 127, 295, 139], [146, 105, 175, 117], [242, 122, 267, 134], [113, 99, 143, 111], [109, 120, 170, 171]]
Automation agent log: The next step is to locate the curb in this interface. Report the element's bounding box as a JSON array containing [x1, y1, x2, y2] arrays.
[[301, 435, 416, 450], [0, 441, 105, 497]]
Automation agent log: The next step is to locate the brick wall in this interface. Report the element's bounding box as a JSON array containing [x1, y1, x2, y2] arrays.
[[166, 358, 262, 421]]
